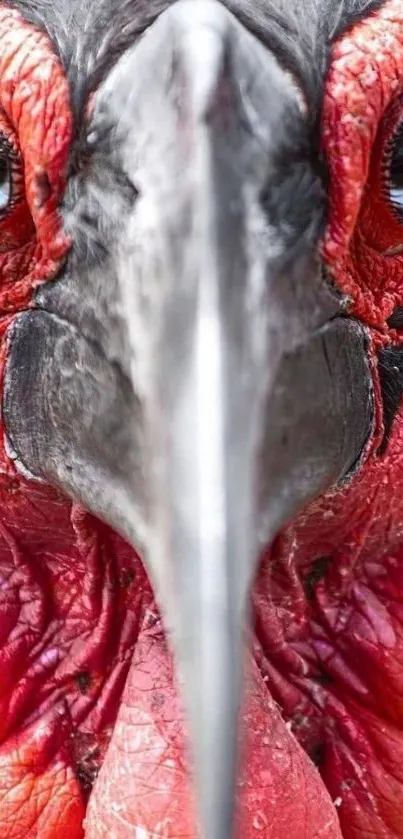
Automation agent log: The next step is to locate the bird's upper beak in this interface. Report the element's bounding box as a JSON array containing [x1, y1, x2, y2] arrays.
[[3, 2, 373, 838]]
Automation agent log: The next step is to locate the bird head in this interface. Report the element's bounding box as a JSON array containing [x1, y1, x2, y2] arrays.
[[0, 1, 401, 838]]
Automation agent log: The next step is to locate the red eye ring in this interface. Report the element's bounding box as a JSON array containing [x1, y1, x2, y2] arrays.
[[321, 0, 403, 329], [352, 96, 403, 257], [0, 4, 73, 316], [0, 5, 72, 258]]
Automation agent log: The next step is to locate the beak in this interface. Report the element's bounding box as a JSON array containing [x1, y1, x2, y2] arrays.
[[2, 2, 373, 838], [100, 4, 372, 836], [112, 10, 272, 835]]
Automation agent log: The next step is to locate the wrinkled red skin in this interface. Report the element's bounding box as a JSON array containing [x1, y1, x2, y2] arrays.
[[0, 2, 402, 838], [323, 0, 403, 334]]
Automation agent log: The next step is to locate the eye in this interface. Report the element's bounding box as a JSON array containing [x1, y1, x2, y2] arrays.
[[0, 125, 34, 252], [389, 123, 403, 215], [0, 154, 11, 212], [0, 132, 24, 220]]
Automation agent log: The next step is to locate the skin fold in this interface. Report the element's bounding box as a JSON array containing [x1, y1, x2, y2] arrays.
[[0, 1, 402, 838]]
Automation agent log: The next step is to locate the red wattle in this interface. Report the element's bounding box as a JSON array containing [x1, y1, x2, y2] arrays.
[[83, 625, 341, 839]]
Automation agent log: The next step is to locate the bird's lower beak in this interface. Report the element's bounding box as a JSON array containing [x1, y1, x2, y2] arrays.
[[2, 2, 373, 838]]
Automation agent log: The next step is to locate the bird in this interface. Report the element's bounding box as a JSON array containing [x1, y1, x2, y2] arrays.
[[0, 0, 401, 837]]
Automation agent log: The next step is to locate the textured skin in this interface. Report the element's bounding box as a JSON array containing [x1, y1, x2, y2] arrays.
[[0, 482, 343, 839], [323, 0, 403, 332], [0, 487, 151, 839], [0, 1, 403, 839], [0, 6, 71, 312], [0, 3, 71, 479], [252, 412, 403, 839], [84, 630, 341, 839], [0, 475, 345, 839]]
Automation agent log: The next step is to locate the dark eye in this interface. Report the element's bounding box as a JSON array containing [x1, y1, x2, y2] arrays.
[[0, 154, 11, 212], [389, 123, 403, 214]]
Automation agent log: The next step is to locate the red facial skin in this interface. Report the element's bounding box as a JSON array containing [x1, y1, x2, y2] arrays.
[[0, 2, 402, 839]]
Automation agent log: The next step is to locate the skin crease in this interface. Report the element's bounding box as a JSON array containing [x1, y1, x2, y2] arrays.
[[1, 1, 403, 839]]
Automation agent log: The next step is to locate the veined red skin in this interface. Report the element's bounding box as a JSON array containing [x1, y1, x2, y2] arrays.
[[0, 2, 402, 839], [0, 480, 343, 839]]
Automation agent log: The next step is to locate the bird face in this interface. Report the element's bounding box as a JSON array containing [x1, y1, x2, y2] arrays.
[[0, 1, 401, 838]]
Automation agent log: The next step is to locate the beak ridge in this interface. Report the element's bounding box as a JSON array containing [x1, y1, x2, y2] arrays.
[[110, 5, 281, 837]]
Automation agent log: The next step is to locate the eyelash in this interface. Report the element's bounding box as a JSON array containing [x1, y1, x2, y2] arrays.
[[0, 120, 36, 252], [382, 121, 403, 220], [0, 137, 23, 214]]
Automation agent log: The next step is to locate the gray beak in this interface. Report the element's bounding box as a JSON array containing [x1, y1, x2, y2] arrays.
[[111, 10, 276, 835], [2, 2, 373, 838]]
